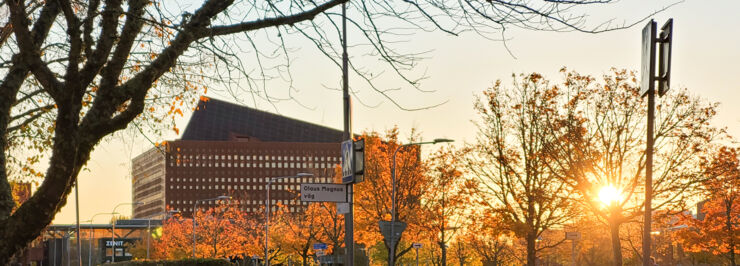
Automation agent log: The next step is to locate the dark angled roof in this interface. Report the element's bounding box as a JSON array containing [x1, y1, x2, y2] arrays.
[[181, 98, 343, 143]]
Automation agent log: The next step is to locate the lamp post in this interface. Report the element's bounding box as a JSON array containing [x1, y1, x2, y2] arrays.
[[390, 138, 453, 265], [192, 195, 231, 258], [146, 210, 180, 260], [265, 173, 314, 266], [110, 202, 142, 263], [87, 212, 118, 266]]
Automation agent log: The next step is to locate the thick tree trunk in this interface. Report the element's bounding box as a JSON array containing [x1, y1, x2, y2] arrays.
[[609, 222, 623, 266], [526, 232, 537, 266]]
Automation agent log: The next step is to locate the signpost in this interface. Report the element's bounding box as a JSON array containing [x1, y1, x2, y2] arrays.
[[565, 232, 581, 240], [412, 243, 422, 266], [313, 243, 328, 250], [565, 232, 581, 266], [640, 18, 673, 266], [301, 184, 348, 202]]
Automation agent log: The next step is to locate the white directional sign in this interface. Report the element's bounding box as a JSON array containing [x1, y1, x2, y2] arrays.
[[412, 243, 423, 249], [337, 202, 350, 214], [301, 183, 348, 202], [565, 231, 581, 240]]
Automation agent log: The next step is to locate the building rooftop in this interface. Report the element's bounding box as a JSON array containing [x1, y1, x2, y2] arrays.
[[181, 98, 343, 143]]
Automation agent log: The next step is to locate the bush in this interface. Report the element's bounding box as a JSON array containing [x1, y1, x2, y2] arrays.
[[110, 258, 232, 266]]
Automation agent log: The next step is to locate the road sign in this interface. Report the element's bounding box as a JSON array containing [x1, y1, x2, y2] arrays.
[[301, 183, 347, 202], [316, 250, 325, 257], [337, 202, 350, 214], [658, 19, 673, 96], [412, 243, 422, 249], [565, 231, 581, 240], [313, 243, 328, 250], [341, 140, 354, 183], [379, 221, 407, 246], [640, 19, 656, 97]]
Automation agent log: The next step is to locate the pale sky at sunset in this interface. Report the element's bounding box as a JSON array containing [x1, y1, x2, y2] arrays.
[[53, 0, 740, 224]]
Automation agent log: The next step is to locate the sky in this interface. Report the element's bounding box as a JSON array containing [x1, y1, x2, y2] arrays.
[[52, 0, 740, 224]]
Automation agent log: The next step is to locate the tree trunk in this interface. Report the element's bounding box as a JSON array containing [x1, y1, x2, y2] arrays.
[[440, 227, 447, 266], [526, 232, 536, 266], [609, 221, 623, 266], [726, 199, 736, 266]]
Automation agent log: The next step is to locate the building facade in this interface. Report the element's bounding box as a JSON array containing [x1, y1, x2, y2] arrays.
[[132, 98, 342, 218]]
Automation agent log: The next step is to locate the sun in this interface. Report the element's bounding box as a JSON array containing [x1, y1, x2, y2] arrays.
[[598, 185, 622, 206]]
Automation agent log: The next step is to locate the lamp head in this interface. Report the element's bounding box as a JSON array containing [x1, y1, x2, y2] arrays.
[[296, 173, 314, 177], [216, 195, 232, 200], [433, 138, 454, 144]]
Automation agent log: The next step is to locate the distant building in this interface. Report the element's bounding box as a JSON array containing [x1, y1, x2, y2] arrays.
[[132, 98, 342, 219]]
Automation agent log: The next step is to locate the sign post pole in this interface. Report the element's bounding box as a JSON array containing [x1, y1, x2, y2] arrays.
[[412, 243, 422, 266], [640, 18, 673, 266]]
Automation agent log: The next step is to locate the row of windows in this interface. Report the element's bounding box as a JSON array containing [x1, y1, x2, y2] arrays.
[[172, 160, 337, 169], [172, 206, 307, 213], [170, 177, 331, 184], [170, 184, 306, 191], [173, 154, 339, 162], [170, 199, 305, 205]]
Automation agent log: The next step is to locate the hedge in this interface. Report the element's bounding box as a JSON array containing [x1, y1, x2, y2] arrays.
[[110, 258, 233, 266]]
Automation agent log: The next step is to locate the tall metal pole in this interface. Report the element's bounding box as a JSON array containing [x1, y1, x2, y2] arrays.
[[641, 19, 657, 266], [111, 217, 116, 263], [146, 218, 151, 260], [192, 196, 229, 258], [390, 148, 399, 266], [74, 180, 82, 266], [265, 179, 272, 266], [643, 83, 655, 266], [341, 1, 354, 265], [389, 140, 452, 265], [192, 200, 200, 258]]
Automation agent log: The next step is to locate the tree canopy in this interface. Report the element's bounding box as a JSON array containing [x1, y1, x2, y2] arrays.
[[0, 0, 668, 261]]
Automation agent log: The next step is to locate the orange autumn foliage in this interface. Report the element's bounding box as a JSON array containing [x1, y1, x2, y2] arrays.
[[354, 129, 430, 263], [676, 146, 740, 262]]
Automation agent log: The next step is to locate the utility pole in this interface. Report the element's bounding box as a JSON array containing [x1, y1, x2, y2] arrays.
[[341, 1, 354, 265]]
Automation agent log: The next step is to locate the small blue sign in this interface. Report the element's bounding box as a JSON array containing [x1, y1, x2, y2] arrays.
[[313, 243, 328, 250]]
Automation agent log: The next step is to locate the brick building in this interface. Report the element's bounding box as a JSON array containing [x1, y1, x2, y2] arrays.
[[132, 98, 342, 218]]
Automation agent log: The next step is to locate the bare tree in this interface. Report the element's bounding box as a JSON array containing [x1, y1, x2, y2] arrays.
[[465, 73, 576, 266], [0, 0, 671, 261], [542, 69, 721, 265]]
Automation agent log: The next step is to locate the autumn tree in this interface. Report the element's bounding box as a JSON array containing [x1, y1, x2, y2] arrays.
[[462, 211, 517, 266], [277, 203, 325, 266], [0, 0, 667, 261], [676, 146, 740, 266], [465, 73, 576, 266], [354, 129, 433, 265], [541, 69, 720, 265], [152, 203, 259, 260], [418, 145, 471, 265], [316, 201, 345, 258]]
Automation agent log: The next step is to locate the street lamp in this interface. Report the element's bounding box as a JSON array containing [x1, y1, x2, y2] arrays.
[[111, 202, 142, 263], [145, 210, 180, 260], [390, 138, 453, 265], [88, 212, 119, 266], [265, 173, 314, 266], [192, 195, 231, 258]]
